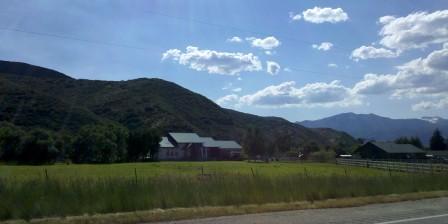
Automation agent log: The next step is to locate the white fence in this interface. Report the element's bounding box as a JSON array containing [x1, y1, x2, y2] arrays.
[[336, 158, 448, 173]]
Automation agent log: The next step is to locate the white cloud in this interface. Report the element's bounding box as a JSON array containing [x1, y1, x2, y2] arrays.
[[216, 94, 240, 108], [378, 10, 448, 51], [412, 97, 448, 111], [246, 36, 281, 50], [312, 42, 333, 51], [266, 61, 281, 75], [232, 87, 242, 92], [350, 45, 398, 61], [328, 63, 338, 68], [284, 67, 292, 72], [227, 36, 242, 43], [302, 7, 349, 24], [162, 46, 262, 75], [289, 12, 302, 21], [353, 44, 448, 100], [237, 81, 360, 108]]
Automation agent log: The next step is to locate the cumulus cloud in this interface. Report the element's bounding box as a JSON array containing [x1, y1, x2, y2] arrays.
[[246, 36, 281, 50], [216, 94, 240, 108], [328, 63, 338, 68], [162, 46, 262, 75], [312, 42, 333, 51], [353, 44, 448, 100], [227, 36, 242, 43], [412, 98, 448, 111], [222, 81, 360, 108], [302, 7, 349, 24], [266, 61, 281, 75], [232, 87, 242, 92], [289, 12, 302, 21], [351, 45, 398, 61], [378, 10, 448, 51]]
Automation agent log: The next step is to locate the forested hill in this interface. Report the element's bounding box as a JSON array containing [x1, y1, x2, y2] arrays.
[[0, 60, 356, 150]]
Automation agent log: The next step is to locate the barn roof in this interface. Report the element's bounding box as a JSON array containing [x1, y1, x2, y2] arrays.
[[168, 132, 203, 143], [370, 142, 425, 154], [200, 137, 220, 147], [214, 140, 242, 150], [159, 137, 174, 148]]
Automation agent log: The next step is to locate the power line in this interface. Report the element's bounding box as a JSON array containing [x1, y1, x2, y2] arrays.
[[0, 23, 358, 80], [143, 9, 354, 54], [0, 27, 162, 52]]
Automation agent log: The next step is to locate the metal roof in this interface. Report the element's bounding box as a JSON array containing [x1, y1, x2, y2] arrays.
[[370, 142, 425, 154], [168, 132, 203, 143], [159, 137, 174, 148], [214, 140, 242, 150], [200, 137, 220, 147]]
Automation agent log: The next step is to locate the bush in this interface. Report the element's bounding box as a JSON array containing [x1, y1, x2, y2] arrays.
[[308, 150, 336, 163]]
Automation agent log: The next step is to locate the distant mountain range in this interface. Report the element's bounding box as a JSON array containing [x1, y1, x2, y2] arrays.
[[0, 60, 356, 151], [299, 113, 448, 145]]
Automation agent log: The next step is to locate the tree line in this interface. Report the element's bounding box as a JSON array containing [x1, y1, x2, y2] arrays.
[[0, 122, 161, 165], [394, 129, 448, 151]]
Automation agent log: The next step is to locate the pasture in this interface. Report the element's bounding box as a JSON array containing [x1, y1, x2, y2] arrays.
[[1, 161, 448, 221], [1, 161, 388, 180]]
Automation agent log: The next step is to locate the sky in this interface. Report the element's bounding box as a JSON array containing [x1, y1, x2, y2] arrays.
[[1, 0, 448, 122]]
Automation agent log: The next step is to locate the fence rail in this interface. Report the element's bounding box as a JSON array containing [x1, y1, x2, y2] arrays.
[[336, 158, 448, 173]]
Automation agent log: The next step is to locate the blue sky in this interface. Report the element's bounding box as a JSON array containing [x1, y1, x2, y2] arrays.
[[1, 0, 448, 121]]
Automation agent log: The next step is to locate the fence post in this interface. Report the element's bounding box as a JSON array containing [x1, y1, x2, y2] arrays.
[[134, 168, 138, 183], [250, 167, 255, 177], [44, 168, 49, 180]]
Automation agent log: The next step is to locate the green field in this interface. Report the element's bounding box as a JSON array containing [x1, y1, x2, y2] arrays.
[[1, 161, 389, 180], [1, 162, 448, 221]]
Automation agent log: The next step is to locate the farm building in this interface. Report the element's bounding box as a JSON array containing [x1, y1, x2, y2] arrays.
[[157, 132, 242, 161], [353, 142, 426, 160], [157, 137, 176, 160]]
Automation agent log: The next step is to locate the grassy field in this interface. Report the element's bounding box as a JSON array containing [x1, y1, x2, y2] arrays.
[[1, 161, 448, 221], [1, 161, 390, 180]]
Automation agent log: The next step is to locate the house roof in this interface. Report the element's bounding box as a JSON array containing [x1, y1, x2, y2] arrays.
[[168, 132, 203, 143], [370, 142, 425, 154], [159, 137, 174, 148], [214, 140, 242, 150]]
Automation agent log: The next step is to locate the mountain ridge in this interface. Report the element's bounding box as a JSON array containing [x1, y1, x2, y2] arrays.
[[0, 60, 357, 151], [299, 113, 448, 145]]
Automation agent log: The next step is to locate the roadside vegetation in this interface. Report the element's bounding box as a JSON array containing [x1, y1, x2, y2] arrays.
[[1, 162, 448, 221]]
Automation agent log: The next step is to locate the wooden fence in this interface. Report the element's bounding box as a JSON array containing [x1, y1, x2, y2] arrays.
[[336, 158, 448, 173]]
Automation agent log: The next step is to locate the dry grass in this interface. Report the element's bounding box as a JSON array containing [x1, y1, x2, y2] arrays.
[[3, 191, 448, 224]]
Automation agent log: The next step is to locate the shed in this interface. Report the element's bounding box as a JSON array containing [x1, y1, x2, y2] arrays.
[[353, 142, 426, 160]]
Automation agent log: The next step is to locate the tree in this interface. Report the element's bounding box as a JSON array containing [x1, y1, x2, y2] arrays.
[[17, 129, 58, 164], [409, 137, 423, 149], [243, 127, 267, 159], [127, 128, 161, 161], [394, 137, 410, 144], [395, 136, 423, 149], [0, 122, 24, 161], [54, 132, 74, 161], [430, 129, 446, 151], [72, 123, 129, 163]]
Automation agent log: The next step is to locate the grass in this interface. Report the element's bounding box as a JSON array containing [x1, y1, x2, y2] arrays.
[[0, 161, 390, 180], [1, 162, 448, 222], [4, 191, 448, 224]]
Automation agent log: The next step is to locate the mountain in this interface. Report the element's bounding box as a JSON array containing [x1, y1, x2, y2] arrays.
[[299, 113, 448, 145], [0, 60, 356, 150]]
